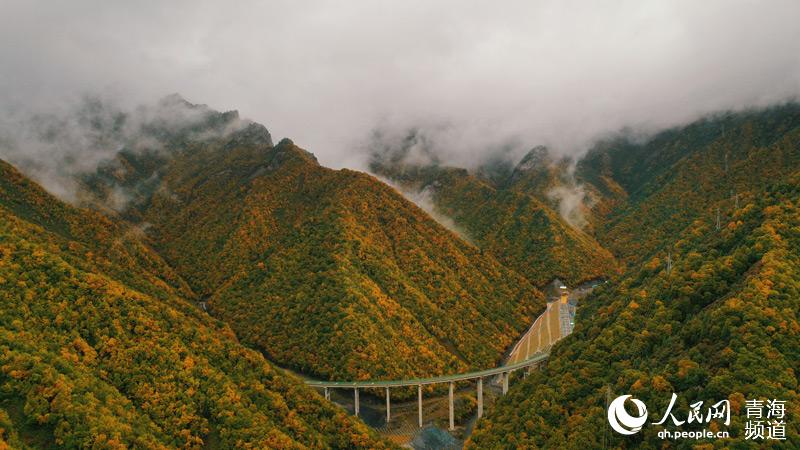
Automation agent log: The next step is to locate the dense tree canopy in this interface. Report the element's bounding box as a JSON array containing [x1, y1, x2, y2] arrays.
[[4, 97, 797, 447], [0, 160, 392, 449], [467, 105, 800, 448], [83, 114, 545, 386], [370, 152, 618, 287]]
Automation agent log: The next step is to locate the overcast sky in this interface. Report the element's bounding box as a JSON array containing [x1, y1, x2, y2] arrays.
[[1, 0, 799, 170]]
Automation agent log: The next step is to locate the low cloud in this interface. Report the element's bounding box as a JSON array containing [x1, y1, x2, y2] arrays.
[[0, 94, 249, 204], [378, 175, 473, 243], [547, 184, 593, 230], [1, 1, 799, 175], [406, 185, 474, 244]]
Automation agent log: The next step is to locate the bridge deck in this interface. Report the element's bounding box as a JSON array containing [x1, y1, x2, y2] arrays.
[[305, 351, 549, 388]]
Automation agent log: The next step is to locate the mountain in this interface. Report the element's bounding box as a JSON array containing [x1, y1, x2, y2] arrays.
[[370, 144, 618, 287], [0, 159, 391, 448], [578, 103, 800, 265], [9, 94, 796, 446], [81, 100, 545, 384], [467, 104, 800, 448]]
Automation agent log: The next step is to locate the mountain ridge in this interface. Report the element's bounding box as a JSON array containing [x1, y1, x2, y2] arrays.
[[370, 144, 619, 287], [466, 102, 800, 448], [75, 102, 546, 385], [0, 156, 393, 448]]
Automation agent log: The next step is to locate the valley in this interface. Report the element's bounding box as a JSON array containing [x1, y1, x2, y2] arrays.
[[304, 283, 593, 448], [2, 2, 799, 447], [0, 98, 798, 448]]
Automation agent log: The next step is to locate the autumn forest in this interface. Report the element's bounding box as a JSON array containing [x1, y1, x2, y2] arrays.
[[0, 95, 798, 449]]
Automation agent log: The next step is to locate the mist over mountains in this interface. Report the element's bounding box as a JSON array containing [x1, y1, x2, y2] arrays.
[[3, 93, 799, 249], [2, 1, 799, 172], [0, 95, 252, 205], [1, 93, 797, 447], [1, 2, 800, 447]]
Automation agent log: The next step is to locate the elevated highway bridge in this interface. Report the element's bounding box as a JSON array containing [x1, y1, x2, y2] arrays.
[[305, 287, 576, 430]]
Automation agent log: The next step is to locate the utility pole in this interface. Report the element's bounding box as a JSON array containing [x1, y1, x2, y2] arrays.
[[666, 251, 672, 275]]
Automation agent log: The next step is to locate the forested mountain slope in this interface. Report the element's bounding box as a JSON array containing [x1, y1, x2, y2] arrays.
[[370, 151, 617, 287], [467, 105, 800, 448], [0, 159, 392, 449], [468, 170, 800, 448], [0, 159, 193, 302], [371, 105, 800, 291], [83, 102, 544, 383], [579, 103, 800, 265]]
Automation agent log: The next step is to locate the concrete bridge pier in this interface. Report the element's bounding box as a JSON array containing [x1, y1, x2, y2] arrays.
[[448, 382, 455, 430], [477, 377, 483, 418], [385, 387, 391, 423], [304, 350, 552, 429], [417, 385, 423, 427]]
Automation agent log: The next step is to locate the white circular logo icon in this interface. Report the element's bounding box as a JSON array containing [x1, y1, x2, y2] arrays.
[[608, 395, 648, 435]]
